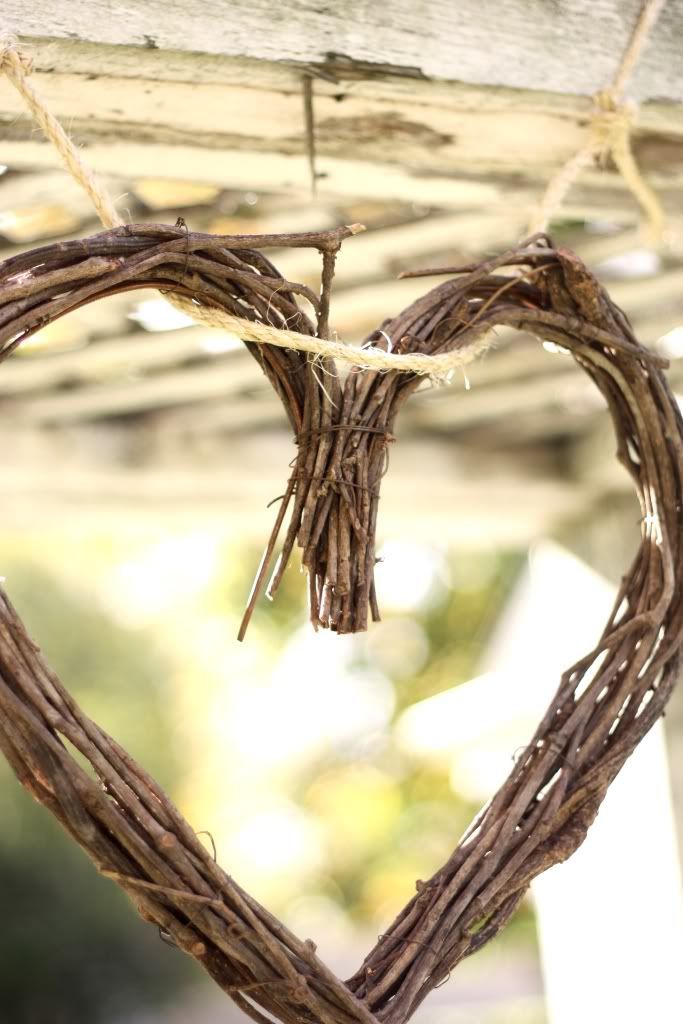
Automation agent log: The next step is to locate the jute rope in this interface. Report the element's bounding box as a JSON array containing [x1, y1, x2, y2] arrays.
[[0, 30, 492, 379], [527, 0, 667, 242], [0, 33, 122, 231], [0, 18, 666, 371]]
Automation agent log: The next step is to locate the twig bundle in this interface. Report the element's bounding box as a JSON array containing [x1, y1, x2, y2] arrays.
[[240, 259, 501, 636], [0, 230, 682, 1024], [0, 588, 374, 1024], [0, 220, 377, 634]]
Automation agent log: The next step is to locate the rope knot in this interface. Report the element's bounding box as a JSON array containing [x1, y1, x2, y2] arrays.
[[527, 0, 666, 245], [0, 33, 33, 75], [590, 90, 636, 168]]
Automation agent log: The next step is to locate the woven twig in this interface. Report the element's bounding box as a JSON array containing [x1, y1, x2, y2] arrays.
[[0, 232, 681, 1024], [0, 220, 382, 634], [0, 221, 498, 636]]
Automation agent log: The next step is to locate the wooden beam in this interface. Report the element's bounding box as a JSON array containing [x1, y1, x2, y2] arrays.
[[5, 1, 683, 101], [2, 5, 682, 218]]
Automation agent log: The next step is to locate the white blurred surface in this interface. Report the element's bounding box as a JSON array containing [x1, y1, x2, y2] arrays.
[[398, 540, 683, 1023]]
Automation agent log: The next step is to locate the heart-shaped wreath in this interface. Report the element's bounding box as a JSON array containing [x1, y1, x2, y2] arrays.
[[0, 224, 681, 1024]]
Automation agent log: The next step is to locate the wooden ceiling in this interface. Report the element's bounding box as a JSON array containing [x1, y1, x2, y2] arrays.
[[0, 1, 682, 544]]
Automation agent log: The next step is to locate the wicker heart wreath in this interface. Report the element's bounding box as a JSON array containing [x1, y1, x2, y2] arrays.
[[0, 223, 682, 1024]]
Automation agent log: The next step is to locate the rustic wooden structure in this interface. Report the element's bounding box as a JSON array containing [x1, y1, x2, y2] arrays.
[[2, 0, 683, 1011], [0, 2, 682, 547]]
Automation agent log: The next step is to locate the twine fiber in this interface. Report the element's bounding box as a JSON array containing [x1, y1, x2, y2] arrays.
[[527, 0, 667, 240], [0, 31, 487, 380], [0, 16, 682, 1024], [2, 9, 668, 364], [0, 232, 682, 1024]]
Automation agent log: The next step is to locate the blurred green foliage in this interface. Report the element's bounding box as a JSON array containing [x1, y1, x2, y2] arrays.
[[0, 557, 195, 1024], [0, 536, 538, 1024], [221, 541, 531, 936]]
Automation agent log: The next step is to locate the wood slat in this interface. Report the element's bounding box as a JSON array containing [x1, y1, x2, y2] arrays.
[[6, 0, 683, 101]]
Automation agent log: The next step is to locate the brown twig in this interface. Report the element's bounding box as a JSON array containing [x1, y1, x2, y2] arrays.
[[0, 231, 682, 1024]]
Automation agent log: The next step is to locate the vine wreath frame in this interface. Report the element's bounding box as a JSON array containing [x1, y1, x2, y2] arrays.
[[0, 225, 681, 1024]]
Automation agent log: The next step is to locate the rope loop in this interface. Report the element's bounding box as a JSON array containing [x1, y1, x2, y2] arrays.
[[591, 89, 636, 166], [527, 0, 667, 242], [0, 7, 670, 355], [0, 32, 33, 75]]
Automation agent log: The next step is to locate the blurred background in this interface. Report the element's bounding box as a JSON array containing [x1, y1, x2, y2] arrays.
[[2, 3, 683, 1023], [0, 533, 542, 1024]]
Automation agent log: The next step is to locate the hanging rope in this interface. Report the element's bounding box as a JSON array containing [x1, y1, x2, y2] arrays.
[[0, 30, 503, 378], [0, 32, 122, 230], [527, 0, 667, 242], [0, 15, 668, 369]]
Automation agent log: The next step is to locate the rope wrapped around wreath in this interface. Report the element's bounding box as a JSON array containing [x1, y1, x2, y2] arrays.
[[0, 220, 497, 637], [0, 231, 681, 1024]]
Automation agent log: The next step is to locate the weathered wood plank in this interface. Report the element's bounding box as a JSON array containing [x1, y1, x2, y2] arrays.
[[5, 0, 683, 101], [2, 5, 682, 221], [4, 136, 683, 226], [1, 69, 600, 177], [0, 137, 503, 209]]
